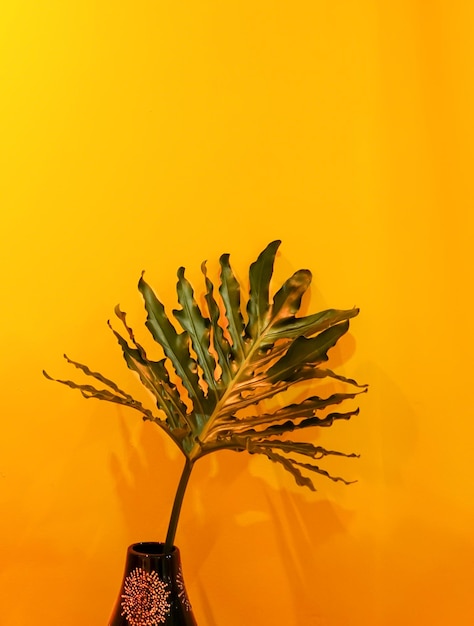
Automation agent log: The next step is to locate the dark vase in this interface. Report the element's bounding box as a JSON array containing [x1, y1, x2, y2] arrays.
[[109, 542, 198, 626]]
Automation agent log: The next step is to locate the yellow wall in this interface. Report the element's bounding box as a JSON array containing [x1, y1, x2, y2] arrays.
[[1, 1, 473, 624]]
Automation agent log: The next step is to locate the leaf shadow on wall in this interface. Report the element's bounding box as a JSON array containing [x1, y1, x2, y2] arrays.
[[180, 452, 359, 625], [108, 417, 179, 542], [107, 331, 366, 625], [265, 489, 356, 625], [109, 426, 358, 626], [106, 325, 361, 527]]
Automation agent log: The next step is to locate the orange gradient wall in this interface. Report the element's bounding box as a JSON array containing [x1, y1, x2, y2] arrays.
[[1, 2, 473, 625]]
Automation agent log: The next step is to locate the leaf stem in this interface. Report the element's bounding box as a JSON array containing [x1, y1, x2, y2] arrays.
[[165, 457, 194, 553]]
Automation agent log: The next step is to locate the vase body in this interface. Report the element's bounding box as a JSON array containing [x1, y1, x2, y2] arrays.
[[109, 542, 198, 626]]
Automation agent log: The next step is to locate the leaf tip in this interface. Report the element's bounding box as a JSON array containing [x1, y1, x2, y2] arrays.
[[219, 251, 230, 265]]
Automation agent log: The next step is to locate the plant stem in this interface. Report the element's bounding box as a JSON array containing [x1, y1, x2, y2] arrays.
[[164, 457, 194, 553]]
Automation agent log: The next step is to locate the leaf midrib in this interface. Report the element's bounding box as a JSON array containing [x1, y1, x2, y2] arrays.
[[188, 314, 278, 460]]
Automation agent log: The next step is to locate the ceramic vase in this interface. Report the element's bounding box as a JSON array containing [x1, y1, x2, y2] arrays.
[[109, 542, 197, 626]]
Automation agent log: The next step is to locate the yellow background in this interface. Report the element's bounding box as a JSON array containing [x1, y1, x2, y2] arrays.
[[1, 1, 473, 624]]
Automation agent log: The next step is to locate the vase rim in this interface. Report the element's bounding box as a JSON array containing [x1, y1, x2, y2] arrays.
[[129, 541, 177, 557]]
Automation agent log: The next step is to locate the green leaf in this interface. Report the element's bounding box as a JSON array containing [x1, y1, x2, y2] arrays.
[[59, 354, 135, 399], [252, 448, 317, 491], [139, 273, 209, 417], [249, 445, 356, 488], [270, 269, 312, 323], [297, 407, 360, 431], [245, 240, 281, 340], [295, 366, 368, 388], [202, 262, 234, 386], [286, 458, 356, 485], [219, 252, 246, 361], [112, 307, 190, 430], [173, 266, 218, 398], [42, 368, 159, 423], [208, 392, 363, 439], [267, 320, 350, 382], [265, 307, 359, 342], [110, 327, 191, 433], [247, 439, 358, 460], [227, 408, 360, 440]]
